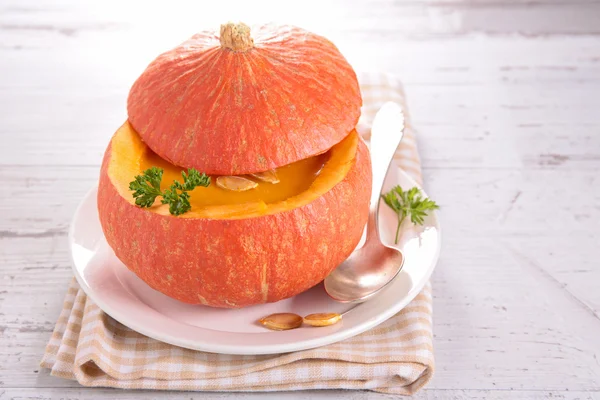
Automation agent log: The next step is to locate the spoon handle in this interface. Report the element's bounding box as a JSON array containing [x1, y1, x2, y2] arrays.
[[367, 102, 405, 238]]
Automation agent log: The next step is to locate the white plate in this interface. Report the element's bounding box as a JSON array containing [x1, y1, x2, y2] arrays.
[[70, 165, 441, 355]]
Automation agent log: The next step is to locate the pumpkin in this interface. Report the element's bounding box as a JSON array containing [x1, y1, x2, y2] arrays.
[[127, 22, 362, 175], [98, 22, 371, 308]]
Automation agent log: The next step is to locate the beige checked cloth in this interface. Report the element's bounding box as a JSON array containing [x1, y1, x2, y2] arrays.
[[41, 72, 435, 395]]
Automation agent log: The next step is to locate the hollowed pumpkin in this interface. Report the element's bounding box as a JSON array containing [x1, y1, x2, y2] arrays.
[[98, 22, 371, 308]]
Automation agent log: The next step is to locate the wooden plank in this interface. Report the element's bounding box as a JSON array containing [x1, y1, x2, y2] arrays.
[[0, 236, 74, 389], [430, 238, 600, 390], [0, 165, 98, 235], [1, 0, 600, 40], [0, 388, 599, 399]]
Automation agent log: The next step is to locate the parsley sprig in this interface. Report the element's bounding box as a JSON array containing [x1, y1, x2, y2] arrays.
[[381, 185, 439, 244], [129, 167, 210, 216]]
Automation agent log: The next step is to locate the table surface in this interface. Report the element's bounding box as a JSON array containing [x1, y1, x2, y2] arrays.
[[1, 0, 599, 399]]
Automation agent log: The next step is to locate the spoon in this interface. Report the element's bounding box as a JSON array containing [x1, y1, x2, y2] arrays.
[[324, 102, 406, 303]]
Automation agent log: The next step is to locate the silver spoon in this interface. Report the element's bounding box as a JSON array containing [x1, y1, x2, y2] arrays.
[[324, 102, 406, 303]]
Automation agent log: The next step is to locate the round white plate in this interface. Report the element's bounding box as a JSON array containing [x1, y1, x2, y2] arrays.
[[70, 165, 441, 355]]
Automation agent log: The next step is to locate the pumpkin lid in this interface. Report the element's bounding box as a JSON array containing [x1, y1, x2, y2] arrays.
[[127, 22, 361, 175]]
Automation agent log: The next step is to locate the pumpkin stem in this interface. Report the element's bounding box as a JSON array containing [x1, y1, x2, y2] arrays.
[[220, 22, 254, 52]]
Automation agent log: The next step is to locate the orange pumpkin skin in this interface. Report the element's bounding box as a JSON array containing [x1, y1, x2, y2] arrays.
[[98, 136, 371, 308], [127, 24, 361, 175]]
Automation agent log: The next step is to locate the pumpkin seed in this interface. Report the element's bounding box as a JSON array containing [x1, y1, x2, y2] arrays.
[[303, 313, 342, 327], [216, 176, 258, 191], [258, 313, 303, 331], [250, 169, 280, 184]]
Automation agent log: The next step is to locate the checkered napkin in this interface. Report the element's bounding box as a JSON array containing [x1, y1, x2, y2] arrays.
[[41, 72, 435, 395]]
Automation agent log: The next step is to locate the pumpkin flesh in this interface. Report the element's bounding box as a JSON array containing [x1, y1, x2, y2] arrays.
[[141, 140, 328, 207], [108, 122, 359, 219]]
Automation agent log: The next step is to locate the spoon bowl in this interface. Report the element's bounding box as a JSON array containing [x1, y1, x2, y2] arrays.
[[324, 240, 404, 303]]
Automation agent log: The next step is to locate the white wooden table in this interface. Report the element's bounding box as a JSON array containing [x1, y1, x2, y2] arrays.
[[1, 0, 599, 398]]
